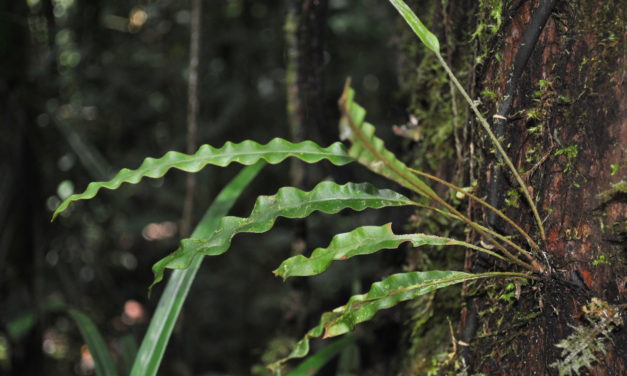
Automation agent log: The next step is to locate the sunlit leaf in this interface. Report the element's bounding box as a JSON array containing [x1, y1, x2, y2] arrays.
[[274, 223, 505, 279], [150, 182, 415, 289], [388, 0, 440, 52], [338, 82, 437, 199], [52, 139, 353, 220]]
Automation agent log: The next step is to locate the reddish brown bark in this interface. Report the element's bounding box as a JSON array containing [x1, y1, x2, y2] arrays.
[[462, 0, 626, 374]]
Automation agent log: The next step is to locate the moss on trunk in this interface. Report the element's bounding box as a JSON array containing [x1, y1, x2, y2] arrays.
[[397, 0, 625, 374]]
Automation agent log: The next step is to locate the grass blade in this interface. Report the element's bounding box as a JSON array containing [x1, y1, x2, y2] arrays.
[[151, 182, 415, 289], [52, 139, 352, 220], [286, 335, 355, 376], [130, 162, 265, 376], [68, 308, 118, 376]]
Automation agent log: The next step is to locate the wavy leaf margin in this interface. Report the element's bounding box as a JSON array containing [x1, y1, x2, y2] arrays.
[[132, 162, 264, 375], [52, 139, 353, 220], [273, 223, 505, 279], [268, 270, 530, 373], [338, 81, 438, 199], [150, 182, 416, 290]]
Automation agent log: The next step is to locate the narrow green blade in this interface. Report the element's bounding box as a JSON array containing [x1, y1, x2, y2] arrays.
[[68, 308, 118, 376], [388, 0, 440, 52], [286, 335, 355, 376], [338, 82, 437, 199], [274, 223, 505, 279], [150, 182, 415, 289], [130, 161, 265, 376], [269, 271, 528, 372], [52, 139, 352, 220]]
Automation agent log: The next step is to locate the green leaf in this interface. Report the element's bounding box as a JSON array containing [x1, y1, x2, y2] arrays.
[[150, 182, 415, 289], [118, 334, 138, 375], [338, 82, 437, 200], [274, 223, 505, 279], [68, 308, 118, 376], [52, 139, 353, 220], [132, 162, 264, 376], [6, 299, 65, 341], [269, 271, 528, 372], [286, 335, 355, 376], [388, 0, 440, 52]]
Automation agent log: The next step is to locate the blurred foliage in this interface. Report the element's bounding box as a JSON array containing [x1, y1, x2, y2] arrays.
[[0, 0, 411, 375]]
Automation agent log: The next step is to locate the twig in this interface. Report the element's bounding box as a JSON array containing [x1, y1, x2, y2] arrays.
[[410, 168, 539, 255], [181, 0, 202, 237], [436, 51, 546, 243]]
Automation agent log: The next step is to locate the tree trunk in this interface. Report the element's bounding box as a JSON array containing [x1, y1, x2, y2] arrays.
[[401, 0, 625, 374], [0, 0, 53, 373], [464, 0, 625, 374]]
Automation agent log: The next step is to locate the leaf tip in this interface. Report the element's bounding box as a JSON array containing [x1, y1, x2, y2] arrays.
[[272, 268, 286, 280], [339, 77, 352, 107], [147, 275, 162, 299], [51, 202, 68, 222]]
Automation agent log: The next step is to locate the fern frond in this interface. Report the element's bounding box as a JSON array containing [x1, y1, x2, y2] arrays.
[[338, 82, 437, 200], [269, 271, 529, 373], [274, 223, 505, 279], [150, 182, 415, 289], [53, 139, 353, 219]]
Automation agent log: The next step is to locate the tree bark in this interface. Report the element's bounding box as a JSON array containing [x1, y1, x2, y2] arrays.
[[461, 0, 626, 374], [0, 0, 51, 373], [399, 0, 625, 374]]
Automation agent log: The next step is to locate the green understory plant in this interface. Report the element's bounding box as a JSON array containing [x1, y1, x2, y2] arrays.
[[52, 1, 550, 375], [4, 299, 124, 375]]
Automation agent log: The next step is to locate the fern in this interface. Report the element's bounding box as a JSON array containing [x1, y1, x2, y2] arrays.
[[52, 46, 543, 375], [274, 223, 505, 280], [150, 182, 415, 289], [52, 84, 540, 374], [339, 81, 437, 199], [340, 81, 537, 273], [550, 298, 623, 376], [268, 271, 530, 371], [52, 139, 353, 219], [387, 0, 545, 241]]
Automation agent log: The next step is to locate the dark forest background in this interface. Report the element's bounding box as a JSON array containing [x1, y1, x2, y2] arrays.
[[1, 0, 625, 375], [1, 1, 414, 375]]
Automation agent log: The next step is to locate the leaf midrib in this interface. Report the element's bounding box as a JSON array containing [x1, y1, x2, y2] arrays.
[[118, 147, 351, 176]]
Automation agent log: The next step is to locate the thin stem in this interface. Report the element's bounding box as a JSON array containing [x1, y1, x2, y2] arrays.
[[435, 52, 546, 242], [339, 94, 537, 272], [443, 237, 508, 262], [411, 201, 533, 263], [475, 271, 541, 282], [181, 0, 202, 237], [409, 167, 539, 255]]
